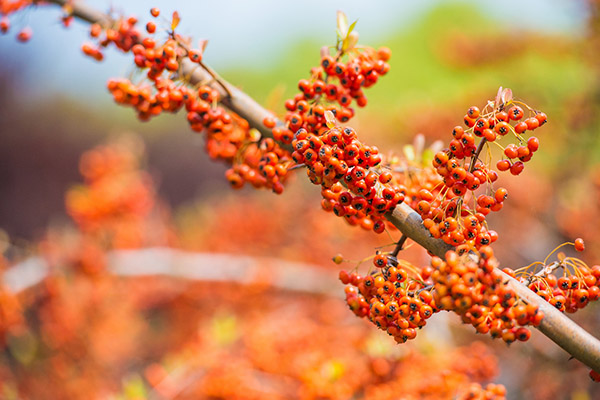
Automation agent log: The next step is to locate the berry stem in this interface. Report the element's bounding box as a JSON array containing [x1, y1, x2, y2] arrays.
[[390, 234, 408, 257], [469, 138, 488, 174]]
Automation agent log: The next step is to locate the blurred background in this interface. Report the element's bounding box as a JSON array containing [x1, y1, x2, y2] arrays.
[[1, 0, 600, 399]]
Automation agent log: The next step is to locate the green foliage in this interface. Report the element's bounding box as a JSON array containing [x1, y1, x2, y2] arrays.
[[222, 3, 592, 115]]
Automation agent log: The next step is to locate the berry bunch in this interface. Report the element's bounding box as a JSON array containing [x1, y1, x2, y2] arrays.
[[418, 89, 548, 250], [339, 244, 543, 345], [272, 44, 391, 146], [64, 138, 157, 248], [0, 0, 36, 41], [456, 382, 507, 400], [293, 122, 404, 233], [510, 240, 600, 313], [340, 261, 437, 344], [82, 8, 295, 193], [81, 15, 143, 61], [431, 248, 542, 344]]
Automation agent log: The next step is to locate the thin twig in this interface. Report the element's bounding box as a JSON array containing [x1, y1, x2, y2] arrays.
[[390, 234, 408, 258], [469, 138, 488, 173]]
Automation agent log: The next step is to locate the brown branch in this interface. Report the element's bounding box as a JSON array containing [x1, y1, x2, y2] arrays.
[[44, 0, 600, 373]]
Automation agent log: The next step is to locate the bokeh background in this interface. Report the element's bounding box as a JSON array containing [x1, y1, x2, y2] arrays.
[[1, 0, 600, 399]]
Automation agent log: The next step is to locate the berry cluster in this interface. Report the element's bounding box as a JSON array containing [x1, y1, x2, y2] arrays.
[[64, 139, 157, 248], [431, 248, 542, 344], [272, 44, 391, 146], [340, 248, 437, 344], [81, 8, 295, 193], [456, 382, 507, 400], [418, 90, 548, 250], [0, 0, 35, 41], [339, 244, 543, 345], [510, 240, 600, 313], [293, 123, 404, 233], [225, 137, 293, 194], [81, 15, 143, 61]]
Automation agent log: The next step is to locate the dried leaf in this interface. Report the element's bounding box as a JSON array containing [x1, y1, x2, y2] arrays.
[[325, 110, 337, 129], [494, 86, 503, 109], [171, 11, 180, 31], [501, 88, 513, 105], [198, 39, 208, 52]]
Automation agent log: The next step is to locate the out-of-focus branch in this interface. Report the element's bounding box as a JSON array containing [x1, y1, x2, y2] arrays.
[[3, 249, 340, 296], [42, 0, 600, 373]]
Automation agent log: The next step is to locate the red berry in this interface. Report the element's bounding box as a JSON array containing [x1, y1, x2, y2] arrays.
[[574, 238, 585, 252], [525, 117, 539, 130], [508, 105, 524, 121], [146, 21, 156, 33], [510, 161, 525, 175], [514, 121, 528, 134], [497, 159, 511, 172], [467, 106, 480, 119], [535, 112, 548, 126]]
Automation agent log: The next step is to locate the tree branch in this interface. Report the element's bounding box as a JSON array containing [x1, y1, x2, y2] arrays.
[[44, 0, 600, 373], [3, 249, 340, 296]]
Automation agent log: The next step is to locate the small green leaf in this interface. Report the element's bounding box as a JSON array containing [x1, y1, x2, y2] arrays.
[[347, 20, 358, 37]]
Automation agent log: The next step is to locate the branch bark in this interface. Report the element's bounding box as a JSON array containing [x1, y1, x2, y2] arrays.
[[44, 0, 600, 373]]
